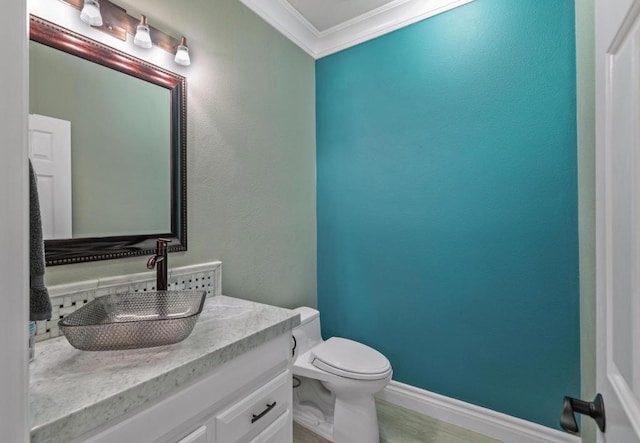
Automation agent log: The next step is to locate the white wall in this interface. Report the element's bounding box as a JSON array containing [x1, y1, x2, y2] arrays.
[[0, 0, 29, 440]]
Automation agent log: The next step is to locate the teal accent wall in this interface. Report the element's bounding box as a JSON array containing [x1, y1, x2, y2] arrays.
[[316, 0, 579, 429]]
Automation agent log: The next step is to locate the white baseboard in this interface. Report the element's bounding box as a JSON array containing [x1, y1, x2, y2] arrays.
[[377, 381, 581, 443]]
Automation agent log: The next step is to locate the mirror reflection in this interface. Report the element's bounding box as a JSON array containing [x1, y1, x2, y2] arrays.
[[29, 41, 171, 239]]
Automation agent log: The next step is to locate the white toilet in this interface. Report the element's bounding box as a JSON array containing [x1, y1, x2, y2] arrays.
[[291, 307, 392, 443]]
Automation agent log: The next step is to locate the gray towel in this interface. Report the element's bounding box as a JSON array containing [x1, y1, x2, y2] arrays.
[[30, 160, 52, 321]]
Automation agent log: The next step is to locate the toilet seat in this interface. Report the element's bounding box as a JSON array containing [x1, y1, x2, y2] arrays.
[[310, 337, 392, 380]]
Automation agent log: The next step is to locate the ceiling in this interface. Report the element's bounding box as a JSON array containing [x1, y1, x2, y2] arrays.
[[236, 0, 476, 59], [286, 0, 396, 33]]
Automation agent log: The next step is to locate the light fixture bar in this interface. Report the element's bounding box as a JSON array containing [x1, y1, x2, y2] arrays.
[[61, 0, 183, 55]]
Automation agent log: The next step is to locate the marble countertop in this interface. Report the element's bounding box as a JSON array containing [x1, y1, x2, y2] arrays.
[[29, 295, 300, 443]]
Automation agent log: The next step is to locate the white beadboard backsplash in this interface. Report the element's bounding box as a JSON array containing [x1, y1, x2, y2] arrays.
[[36, 262, 222, 343]]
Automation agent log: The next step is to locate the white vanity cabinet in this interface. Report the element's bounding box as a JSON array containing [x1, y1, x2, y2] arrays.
[[74, 333, 293, 443]]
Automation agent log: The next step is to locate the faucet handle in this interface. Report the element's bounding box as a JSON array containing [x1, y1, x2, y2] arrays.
[[147, 238, 172, 269], [146, 255, 158, 269]]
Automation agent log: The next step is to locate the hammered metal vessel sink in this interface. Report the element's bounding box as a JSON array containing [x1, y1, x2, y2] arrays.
[[59, 290, 207, 351]]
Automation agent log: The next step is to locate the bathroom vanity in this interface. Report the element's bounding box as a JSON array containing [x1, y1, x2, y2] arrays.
[[29, 296, 300, 443]]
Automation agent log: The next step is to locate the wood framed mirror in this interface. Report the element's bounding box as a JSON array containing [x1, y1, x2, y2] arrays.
[[29, 15, 187, 266]]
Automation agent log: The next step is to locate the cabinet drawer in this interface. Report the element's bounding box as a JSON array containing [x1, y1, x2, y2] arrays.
[[248, 409, 291, 443], [215, 370, 291, 442], [176, 426, 207, 443]]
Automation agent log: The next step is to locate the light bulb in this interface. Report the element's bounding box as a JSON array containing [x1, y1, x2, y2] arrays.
[[133, 16, 152, 49], [80, 0, 103, 26], [174, 37, 190, 66]]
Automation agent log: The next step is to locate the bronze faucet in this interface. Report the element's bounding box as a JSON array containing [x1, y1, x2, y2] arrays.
[[147, 238, 171, 291]]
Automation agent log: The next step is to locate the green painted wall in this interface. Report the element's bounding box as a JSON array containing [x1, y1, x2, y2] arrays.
[[42, 0, 317, 309], [30, 41, 171, 237], [576, 0, 596, 440]]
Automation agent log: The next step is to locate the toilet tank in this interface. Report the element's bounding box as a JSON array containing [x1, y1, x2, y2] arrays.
[[292, 307, 322, 358]]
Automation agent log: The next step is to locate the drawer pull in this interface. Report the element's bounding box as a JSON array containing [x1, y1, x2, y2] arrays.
[[251, 402, 276, 424]]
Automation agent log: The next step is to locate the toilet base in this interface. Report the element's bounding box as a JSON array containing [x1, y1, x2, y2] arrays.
[[293, 379, 381, 443], [293, 397, 380, 443], [293, 411, 334, 441], [333, 394, 379, 443], [293, 377, 335, 440]]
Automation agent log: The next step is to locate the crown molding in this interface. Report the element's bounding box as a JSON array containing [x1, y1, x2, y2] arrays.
[[237, 0, 476, 59]]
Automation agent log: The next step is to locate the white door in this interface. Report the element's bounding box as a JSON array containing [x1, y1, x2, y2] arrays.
[[596, 0, 640, 441], [28, 114, 72, 240]]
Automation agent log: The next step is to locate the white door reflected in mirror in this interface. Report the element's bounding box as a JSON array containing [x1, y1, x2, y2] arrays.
[[28, 114, 72, 240]]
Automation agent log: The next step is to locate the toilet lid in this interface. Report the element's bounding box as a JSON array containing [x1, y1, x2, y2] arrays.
[[310, 337, 391, 380]]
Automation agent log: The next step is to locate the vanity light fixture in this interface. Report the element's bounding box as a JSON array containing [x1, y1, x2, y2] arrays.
[[80, 0, 103, 26], [69, 0, 192, 66], [133, 15, 152, 49], [174, 36, 191, 66]]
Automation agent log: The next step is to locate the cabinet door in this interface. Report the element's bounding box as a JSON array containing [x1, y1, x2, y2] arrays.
[[248, 410, 291, 443], [176, 426, 207, 443]]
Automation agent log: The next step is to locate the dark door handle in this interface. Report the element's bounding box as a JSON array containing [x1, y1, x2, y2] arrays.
[[251, 401, 277, 424], [560, 394, 605, 434]]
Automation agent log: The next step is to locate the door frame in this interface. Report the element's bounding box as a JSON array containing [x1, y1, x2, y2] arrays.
[[0, 0, 30, 441], [576, 0, 597, 440]]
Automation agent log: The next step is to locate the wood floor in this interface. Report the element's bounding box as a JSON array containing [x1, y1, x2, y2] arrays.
[[294, 422, 332, 443], [293, 399, 502, 443]]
